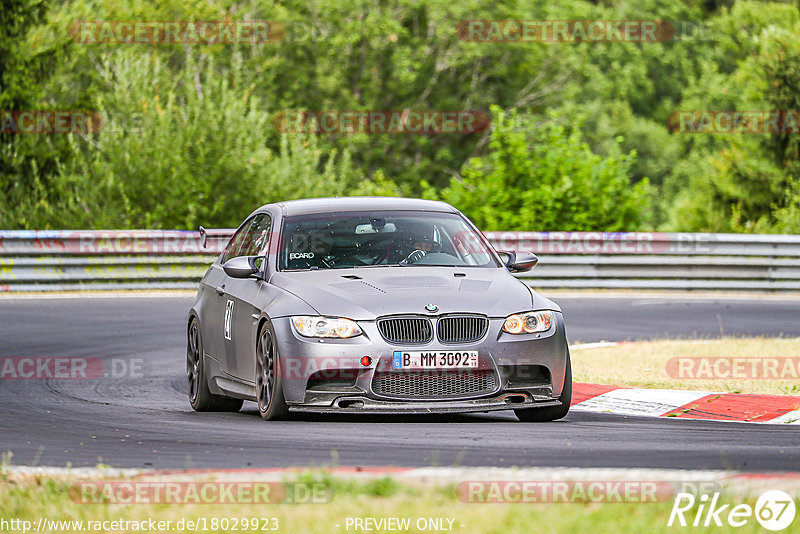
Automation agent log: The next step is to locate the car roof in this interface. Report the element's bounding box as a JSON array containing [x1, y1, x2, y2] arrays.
[[260, 197, 459, 217]]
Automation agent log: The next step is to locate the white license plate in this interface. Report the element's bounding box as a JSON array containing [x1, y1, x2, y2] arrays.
[[392, 350, 479, 369]]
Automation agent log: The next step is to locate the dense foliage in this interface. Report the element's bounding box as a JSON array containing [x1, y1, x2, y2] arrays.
[[1, 0, 798, 232]]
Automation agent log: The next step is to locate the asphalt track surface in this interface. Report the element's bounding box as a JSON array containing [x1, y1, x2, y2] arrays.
[[1, 294, 799, 471]]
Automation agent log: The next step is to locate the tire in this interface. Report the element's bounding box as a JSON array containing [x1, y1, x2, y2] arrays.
[[187, 318, 244, 412], [255, 321, 289, 421], [515, 350, 572, 422]]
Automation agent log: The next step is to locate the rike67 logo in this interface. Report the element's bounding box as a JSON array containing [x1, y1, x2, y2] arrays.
[[668, 490, 796, 531]]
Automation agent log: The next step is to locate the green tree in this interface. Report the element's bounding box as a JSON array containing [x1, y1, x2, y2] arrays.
[[6, 49, 400, 229], [427, 106, 651, 230], [774, 178, 800, 233], [0, 0, 58, 220], [663, 6, 800, 232], [4, 0, 800, 233]]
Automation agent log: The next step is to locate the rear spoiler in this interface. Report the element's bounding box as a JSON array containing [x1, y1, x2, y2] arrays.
[[199, 226, 208, 249], [198, 226, 235, 250]]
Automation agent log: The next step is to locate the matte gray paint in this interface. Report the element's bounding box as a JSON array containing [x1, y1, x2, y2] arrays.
[[190, 197, 569, 414]]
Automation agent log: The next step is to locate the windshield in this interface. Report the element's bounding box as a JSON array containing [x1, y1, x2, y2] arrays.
[[279, 210, 500, 270]]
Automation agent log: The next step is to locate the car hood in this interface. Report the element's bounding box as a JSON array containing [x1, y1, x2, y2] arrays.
[[269, 267, 559, 320]]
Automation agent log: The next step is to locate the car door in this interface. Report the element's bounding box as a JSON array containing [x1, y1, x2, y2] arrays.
[[222, 212, 272, 381], [208, 216, 254, 376]]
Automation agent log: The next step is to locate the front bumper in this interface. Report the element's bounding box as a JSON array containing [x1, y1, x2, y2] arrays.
[[271, 312, 569, 412], [289, 392, 563, 415]]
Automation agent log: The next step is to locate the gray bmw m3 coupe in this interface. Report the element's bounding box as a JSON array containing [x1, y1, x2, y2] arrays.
[[187, 197, 571, 421]]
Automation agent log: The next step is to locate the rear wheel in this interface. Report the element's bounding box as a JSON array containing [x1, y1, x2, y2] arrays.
[[187, 318, 243, 412], [256, 322, 289, 420], [515, 350, 572, 422]]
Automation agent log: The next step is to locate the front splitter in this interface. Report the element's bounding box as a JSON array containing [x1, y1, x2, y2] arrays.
[[288, 395, 563, 415]]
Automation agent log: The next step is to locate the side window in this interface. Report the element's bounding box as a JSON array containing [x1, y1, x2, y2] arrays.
[[240, 213, 272, 257], [220, 217, 254, 264]]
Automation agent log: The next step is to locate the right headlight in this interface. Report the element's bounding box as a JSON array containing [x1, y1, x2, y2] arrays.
[[291, 316, 362, 339], [502, 311, 554, 334]]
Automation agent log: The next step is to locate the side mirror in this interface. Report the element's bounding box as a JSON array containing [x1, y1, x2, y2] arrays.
[[223, 256, 264, 279], [497, 250, 538, 273]]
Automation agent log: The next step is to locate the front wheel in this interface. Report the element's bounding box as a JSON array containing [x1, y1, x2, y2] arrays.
[[256, 322, 289, 421], [187, 318, 243, 412], [515, 350, 572, 422]]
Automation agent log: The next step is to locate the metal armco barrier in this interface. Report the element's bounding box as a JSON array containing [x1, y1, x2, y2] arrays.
[[483, 232, 800, 290], [1, 230, 800, 291], [0, 230, 230, 292]]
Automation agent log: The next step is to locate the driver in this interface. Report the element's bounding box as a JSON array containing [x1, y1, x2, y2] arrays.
[[412, 238, 435, 253], [403, 230, 440, 264]]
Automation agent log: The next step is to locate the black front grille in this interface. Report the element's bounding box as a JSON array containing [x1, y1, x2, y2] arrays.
[[372, 369, 497, 398], [437, 315, 489, 344], [377, 317, 433, 345]]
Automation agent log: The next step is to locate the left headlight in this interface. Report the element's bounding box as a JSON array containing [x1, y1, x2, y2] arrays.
[[502, 311, 554, 334], [291, 316, 362, 339]]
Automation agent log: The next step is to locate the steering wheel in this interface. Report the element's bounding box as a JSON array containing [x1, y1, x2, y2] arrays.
[[324, 254, 368, 268], [403, 249, 428, 264]]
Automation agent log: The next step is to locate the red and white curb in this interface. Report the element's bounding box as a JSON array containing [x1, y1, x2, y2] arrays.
[[571, 383, 800, 424], [568, 341, 800, 424]]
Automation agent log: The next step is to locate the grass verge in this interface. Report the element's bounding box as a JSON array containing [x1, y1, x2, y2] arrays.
[[572, 337, 800, 395], [0, 472, 793, 534]]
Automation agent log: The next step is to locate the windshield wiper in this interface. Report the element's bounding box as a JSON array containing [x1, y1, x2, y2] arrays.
[[398, 261, 458, 267], [351, 263, 403, 268]]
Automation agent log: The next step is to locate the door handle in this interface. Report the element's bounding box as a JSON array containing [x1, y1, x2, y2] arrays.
[[215, 284, 225, 296]]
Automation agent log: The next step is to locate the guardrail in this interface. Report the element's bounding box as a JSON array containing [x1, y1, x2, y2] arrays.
[[1, 230, 799, 291], [484, 232, 800, 290], [0, 230, 230, 292]]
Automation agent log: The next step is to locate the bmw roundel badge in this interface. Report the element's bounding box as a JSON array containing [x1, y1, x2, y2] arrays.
[[425, 304, 439, 313]]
